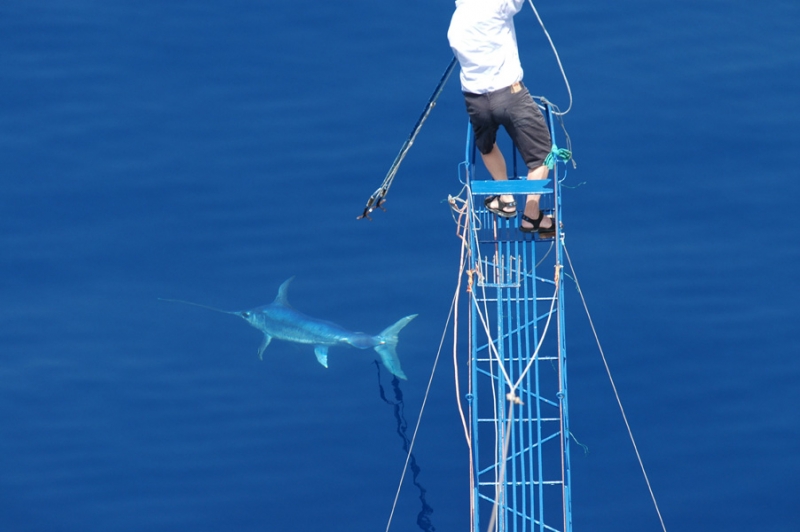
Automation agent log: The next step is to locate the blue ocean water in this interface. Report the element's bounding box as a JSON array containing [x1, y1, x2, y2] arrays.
[[2, 1, 799, 531]]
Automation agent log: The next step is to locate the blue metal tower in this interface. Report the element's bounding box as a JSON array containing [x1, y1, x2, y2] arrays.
[[457, 101, 572, 532]]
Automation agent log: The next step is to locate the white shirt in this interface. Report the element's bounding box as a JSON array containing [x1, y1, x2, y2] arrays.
[[447, 0, 526, 94]]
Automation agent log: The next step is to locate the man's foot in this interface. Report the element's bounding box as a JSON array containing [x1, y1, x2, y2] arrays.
[[537, 215, 555, 238], [520, 211, 555, 238], [484, 195, 517, 218]]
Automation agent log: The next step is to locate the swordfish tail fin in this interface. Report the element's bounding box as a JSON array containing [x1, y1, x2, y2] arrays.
[[374, 314, 418, 380]]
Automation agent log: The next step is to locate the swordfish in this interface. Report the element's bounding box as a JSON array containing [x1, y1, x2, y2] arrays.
[[162, 277, 417, 379]]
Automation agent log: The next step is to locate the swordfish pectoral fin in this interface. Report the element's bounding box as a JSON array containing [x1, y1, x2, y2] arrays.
[[314, 346, 329, 368], [258, 333, 273, 360]]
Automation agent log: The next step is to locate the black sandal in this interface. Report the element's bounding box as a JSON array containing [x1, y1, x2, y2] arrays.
[[484, 195, 517, 218], [520, 212, 556, 238]]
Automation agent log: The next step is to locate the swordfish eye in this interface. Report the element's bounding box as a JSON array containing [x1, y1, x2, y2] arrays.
[[240, 311, 251, 318]]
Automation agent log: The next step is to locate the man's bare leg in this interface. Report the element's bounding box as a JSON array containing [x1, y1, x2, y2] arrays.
[[481, 143, 515, 213], [521, 165, 553, 231]]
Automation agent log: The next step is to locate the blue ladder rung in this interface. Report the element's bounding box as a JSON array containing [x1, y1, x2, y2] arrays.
[[471, 178, 552, 195]]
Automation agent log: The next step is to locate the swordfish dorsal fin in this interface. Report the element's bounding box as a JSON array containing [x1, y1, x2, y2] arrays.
[[274, 276, 295, 307]]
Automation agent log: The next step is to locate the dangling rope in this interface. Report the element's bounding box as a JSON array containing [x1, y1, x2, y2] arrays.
[[526, 0, 573, 116], [563, 242, 669, 532], [449, 191, 474, 445]]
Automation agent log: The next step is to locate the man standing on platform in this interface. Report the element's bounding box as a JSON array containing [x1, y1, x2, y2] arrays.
[[447, 0, 554, 236]]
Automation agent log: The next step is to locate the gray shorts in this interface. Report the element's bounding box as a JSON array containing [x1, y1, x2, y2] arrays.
[[463, 82, 551, 170]]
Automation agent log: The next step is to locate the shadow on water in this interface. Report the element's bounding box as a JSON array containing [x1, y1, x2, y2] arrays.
[[374, 362, 435, 532]]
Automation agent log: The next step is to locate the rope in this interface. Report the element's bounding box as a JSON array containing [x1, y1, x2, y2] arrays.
[[512, 284, 557, 391], [544, 147, 572, 170], [449, 185, 483, 532], [526, 0, 573, 116], [450, 193, 477, 532], [563, 242, 669, 532], [485, 399, 516, 532], [452, 229, 473, 445]]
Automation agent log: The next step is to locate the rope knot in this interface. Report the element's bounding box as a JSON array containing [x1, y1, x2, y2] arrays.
[[506, 392, 524, 405], [544, 147, 572, 170]]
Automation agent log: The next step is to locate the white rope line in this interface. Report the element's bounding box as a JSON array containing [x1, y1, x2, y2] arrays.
[[512, 282, 557, 391], [563, 242, 668, 532], [453, 186, 516, 391], [454, 185, 500, 526], [470, 289, 514, 387], [453, 234, 472, 445], [449, 185, 476, 446], [485, 400, 516, 532], [526, 0, 573, 115], [466, 285, 476, 532], [450, 187, 477, 531]]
